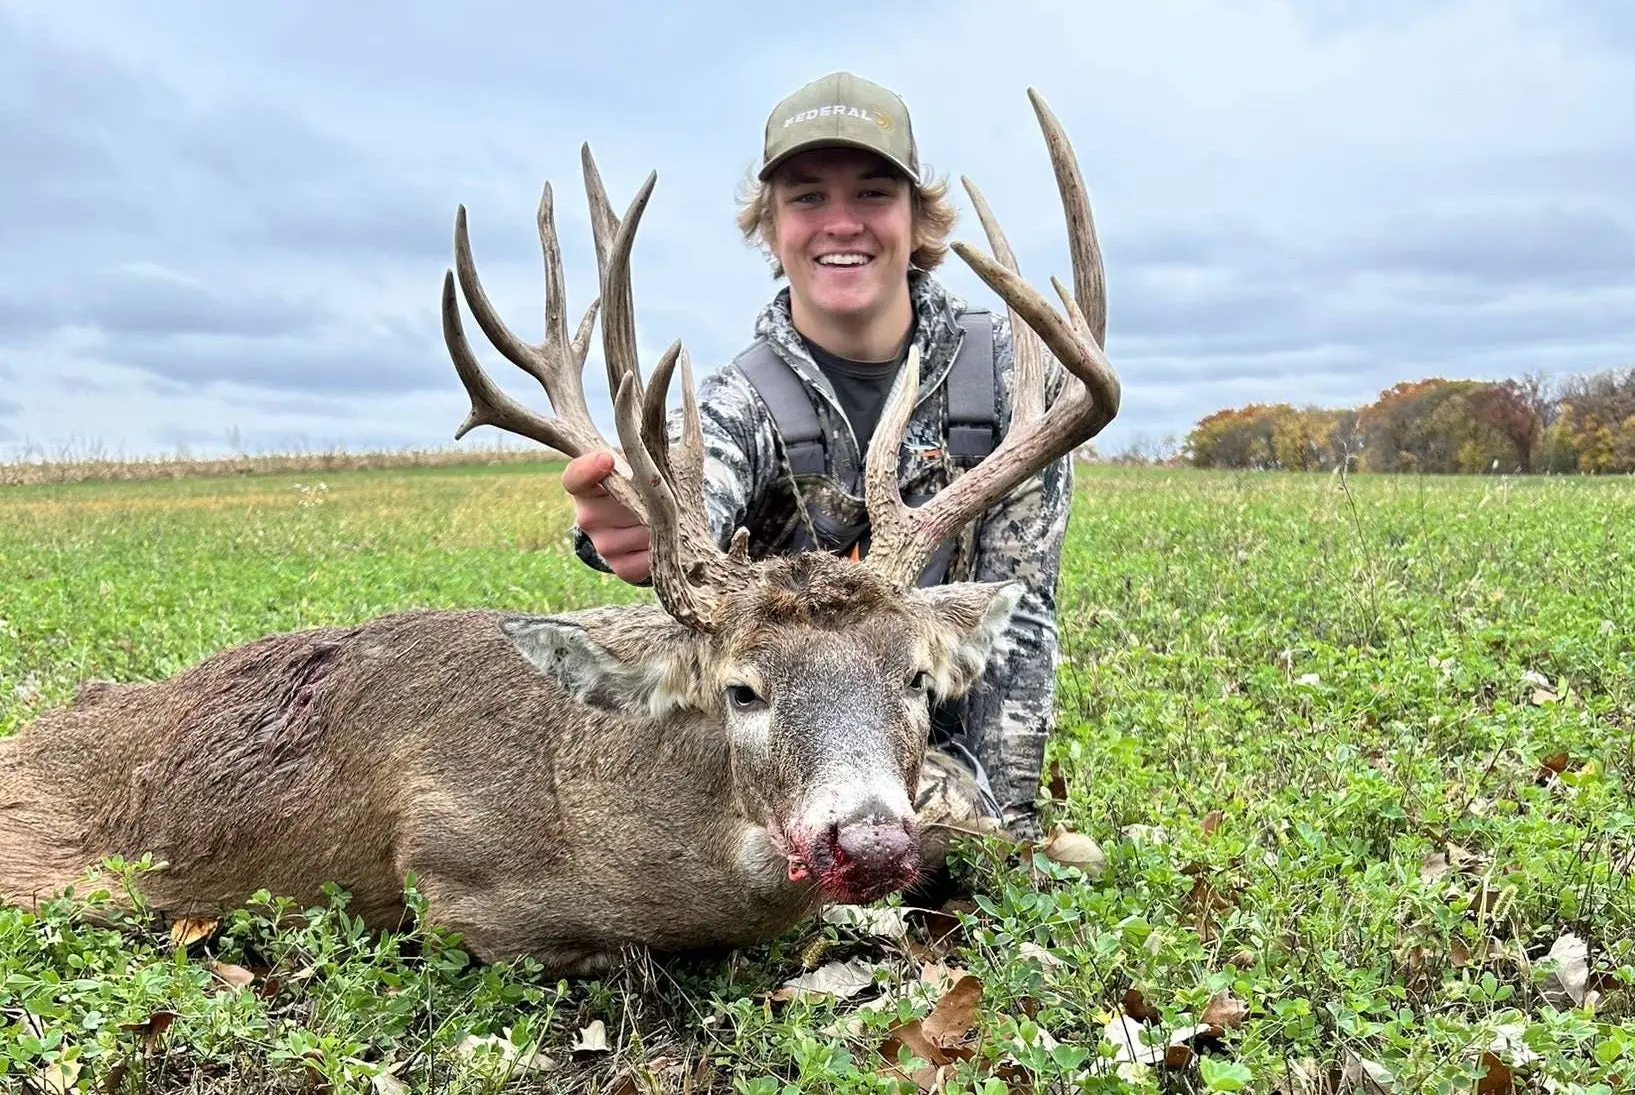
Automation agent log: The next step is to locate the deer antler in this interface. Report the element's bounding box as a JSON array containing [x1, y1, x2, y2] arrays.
[[860, 88, 1122, 588], [441, 146, 754, 630]]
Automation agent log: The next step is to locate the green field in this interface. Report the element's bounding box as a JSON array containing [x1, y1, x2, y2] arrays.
[[2, 464, 1632, 1093]]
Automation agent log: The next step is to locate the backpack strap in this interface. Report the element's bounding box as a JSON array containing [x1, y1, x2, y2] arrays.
[[945, 308, 997, 459], [734, 339, 827, 476]]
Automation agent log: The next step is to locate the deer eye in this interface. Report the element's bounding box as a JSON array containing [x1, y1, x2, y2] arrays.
[[727, 684, 764, 710], [908, 671, 932, 694]]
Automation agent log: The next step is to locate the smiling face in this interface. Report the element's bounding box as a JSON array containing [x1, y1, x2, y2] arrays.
[[766, 147, 916, 344]]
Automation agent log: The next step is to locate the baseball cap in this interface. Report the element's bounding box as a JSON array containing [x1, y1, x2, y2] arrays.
[[757, 71, 921, 184]]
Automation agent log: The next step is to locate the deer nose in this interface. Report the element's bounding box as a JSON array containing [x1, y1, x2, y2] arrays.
[[818, 799, 919, 903]]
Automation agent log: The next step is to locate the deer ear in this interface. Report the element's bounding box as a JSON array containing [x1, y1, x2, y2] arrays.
[[911, 580, 1026, 699], [501, 606, 709, 718]]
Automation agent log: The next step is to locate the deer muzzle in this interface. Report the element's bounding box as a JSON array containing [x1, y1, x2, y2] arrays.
[[805, 798, 920, 905]]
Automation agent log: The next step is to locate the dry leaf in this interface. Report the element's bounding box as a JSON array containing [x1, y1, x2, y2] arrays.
[[1047, 760, 1069, 801], [1122, 988, 1162, 1024], [1420, 851, 1452, 883], [920, 975, 981, 1050], [1474, 1052, 1512, 1094], [1102, 1014, 1164, 1066], [168, 917, 218, 948], [573, 1019, 610, 1055], [456, 1032, 557, 1075], [770, 957, 880, 1002], [1542, 932, 1589, 1008], [1343, 1050, 1395, 1093], [1199, 990, 1249, 1036], [1018, 941, 1063, 968], [1531, 688, 1558, 706], [1201, 809, 1224, 836], [372, 1070, 410, 1095], [823, 904, 912, 941], [120, 1010, 179, 1054], [209, 962, 256, 992], [1039, 823, 1107, 876]]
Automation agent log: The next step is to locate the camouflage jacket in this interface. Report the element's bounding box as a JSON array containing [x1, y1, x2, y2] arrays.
[[573, 271, 1073, 819]]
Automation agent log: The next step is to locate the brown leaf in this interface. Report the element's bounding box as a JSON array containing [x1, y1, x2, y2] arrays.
[[1475, 1051, 1514, 1094], [1420, 851, 1452, 883], [1122, 988, 1162, 1024], [168, 917, 219, 949], [921, 975, 982, 1050], [1199, 990, 1248, 1037], [905, 907, 965, 950], [1540, 751, 1570, 774], [1542, 932, 1589, 1009], [1047, 760, 1069, 801], [1201, 809, 1224, 836], [120, 1010, 179, 1054], [209, 962, 256, 992], [1039, 824, 1107, 875]]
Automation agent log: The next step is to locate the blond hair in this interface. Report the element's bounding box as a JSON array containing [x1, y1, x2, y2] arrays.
[[735, 165, 958, 279]]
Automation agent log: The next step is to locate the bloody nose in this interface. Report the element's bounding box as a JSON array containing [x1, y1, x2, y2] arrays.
[[820, 798, 920, 903]]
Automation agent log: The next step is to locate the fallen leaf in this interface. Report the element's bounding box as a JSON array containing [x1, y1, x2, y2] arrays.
[[1531, 688, 1558, 706], [1343, 1050, 1395, 1093], [822, 904, 912, 941], [120, 1010, 179, 1054], [456, 1032, 557, 1076], [1420, 851, 1452, 883], [573, 1019, 610, 1055], [1039, 823, 1107, 875], [1047, 760, 1069, 801], [920, 975, 981, 1050], [372, 1070, 410, 1095], [1474, 1052, 1512, 1094], [1102, 1014, 1164, 1066], [209, 962, 256, 992], [168, 917, 219, 949], [1201, 809, 1224, 836], [1121, 988, 1162, 1024], [770, 957, 880, 1003], [1199, 990, 1249, 1036], [1018, 941, 1063, 968], [1541, 932, 1589, 1009]]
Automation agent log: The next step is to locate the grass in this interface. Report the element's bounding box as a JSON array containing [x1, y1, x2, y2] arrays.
[[1, 463, 1632, 1093]]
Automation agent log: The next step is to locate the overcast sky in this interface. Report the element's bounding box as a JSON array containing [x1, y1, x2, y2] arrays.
[[2, 0, 1632, 462]]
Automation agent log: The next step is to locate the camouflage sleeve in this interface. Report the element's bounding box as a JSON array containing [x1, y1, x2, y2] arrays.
[[571, 365, 779, 572], [961, 313, 1074, 834]]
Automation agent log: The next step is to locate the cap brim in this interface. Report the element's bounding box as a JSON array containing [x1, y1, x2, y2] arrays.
[[758, 138, 920, 185]]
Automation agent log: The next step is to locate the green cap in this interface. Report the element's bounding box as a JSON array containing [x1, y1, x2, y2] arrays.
[[758, 71, 921, 184]]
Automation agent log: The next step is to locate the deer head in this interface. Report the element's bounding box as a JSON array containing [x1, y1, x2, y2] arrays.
[[439, 88, 1120, 905]]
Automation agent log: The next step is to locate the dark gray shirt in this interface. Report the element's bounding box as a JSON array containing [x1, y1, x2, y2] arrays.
[[801, 333, 911, 454]]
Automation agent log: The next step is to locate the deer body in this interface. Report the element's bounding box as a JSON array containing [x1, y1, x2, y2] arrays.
[[0, 608, 819, 971]]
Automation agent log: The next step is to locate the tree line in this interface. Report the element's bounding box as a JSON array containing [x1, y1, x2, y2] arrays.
[[1181, 366, 1635, 474]]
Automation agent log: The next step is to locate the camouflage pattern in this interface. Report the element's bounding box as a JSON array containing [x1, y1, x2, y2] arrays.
[[574, 271, 1073, 834]]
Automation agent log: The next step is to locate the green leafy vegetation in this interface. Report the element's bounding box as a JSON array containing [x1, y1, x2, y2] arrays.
[[2, 463, 1631, 1092]]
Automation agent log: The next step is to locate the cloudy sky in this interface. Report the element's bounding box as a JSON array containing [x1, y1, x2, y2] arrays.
[[2, 0, 1632, 462]]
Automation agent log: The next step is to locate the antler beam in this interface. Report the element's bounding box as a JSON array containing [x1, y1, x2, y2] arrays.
[[860, 88, 1121, 588]]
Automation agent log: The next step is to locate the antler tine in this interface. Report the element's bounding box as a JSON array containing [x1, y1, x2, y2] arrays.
[[443, 179, 646, 521], [960, 174, 1045, 428], [861, 88, 1122, 589], [588, 166, 754, 630]]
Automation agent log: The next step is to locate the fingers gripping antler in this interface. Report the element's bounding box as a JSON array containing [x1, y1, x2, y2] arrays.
[[442, 147, 753, 630], [862, 87, 1122, 588]]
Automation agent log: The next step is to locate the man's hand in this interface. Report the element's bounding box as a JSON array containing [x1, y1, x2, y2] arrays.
[[563, 450, 653, 585]]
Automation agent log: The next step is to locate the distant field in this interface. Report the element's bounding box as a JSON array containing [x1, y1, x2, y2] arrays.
[[2, 464, 1632, 1093]]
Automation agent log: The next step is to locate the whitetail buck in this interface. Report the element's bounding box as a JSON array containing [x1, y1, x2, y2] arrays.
[[0, 90, 1120, 974]]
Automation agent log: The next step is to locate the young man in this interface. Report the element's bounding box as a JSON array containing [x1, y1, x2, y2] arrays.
[[564, 72, 1073, 850]]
